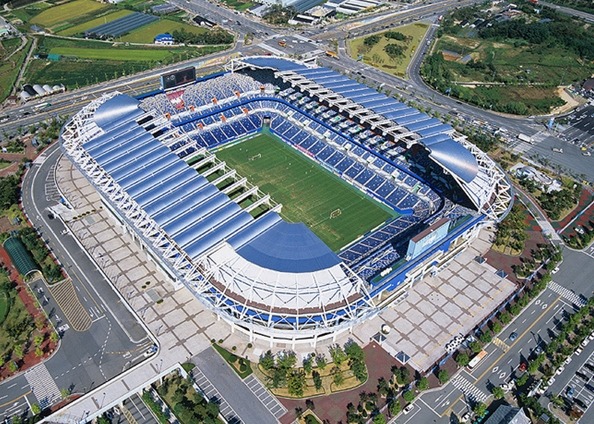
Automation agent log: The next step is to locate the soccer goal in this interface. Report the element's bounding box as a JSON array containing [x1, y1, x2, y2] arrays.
[[248, 153, 261, 161], [329, 208, 342, 219]]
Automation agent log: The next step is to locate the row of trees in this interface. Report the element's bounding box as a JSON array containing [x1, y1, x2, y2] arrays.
[[18, 227, 62, 282], [171, 28, 233, 45]]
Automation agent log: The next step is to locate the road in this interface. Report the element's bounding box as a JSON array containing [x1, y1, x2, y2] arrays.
[[0, 143, 152, 420], [540, 1, 594, 23]]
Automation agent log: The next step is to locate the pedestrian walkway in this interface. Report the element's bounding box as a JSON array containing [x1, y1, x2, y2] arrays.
[[450, 374, 489, 403], [191, 366, 241, 423], [244, 374, 286, 419], [492, 337, 510, 353], [25, 363, 62, 409], [549, 281, 587, 307], [47, 279, 92, 331]]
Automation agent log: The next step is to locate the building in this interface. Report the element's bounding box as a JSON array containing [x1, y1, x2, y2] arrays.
[[61, 57, 511, 346], [154, 33, 175, 45], [484, 405, 531, 424]]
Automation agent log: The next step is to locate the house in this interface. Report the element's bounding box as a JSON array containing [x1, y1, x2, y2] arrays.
[[154, 33, 175, 45]]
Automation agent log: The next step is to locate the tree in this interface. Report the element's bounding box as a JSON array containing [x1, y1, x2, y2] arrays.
[[329, 345, 347, 366], [377, 377, 390, 397], [303, 354, 313, 374], [259, 350, 275, 370], [389, 399, 401, 416], [344, 340, 364, 362], [416, 376, 429, 391], [305, 399, 315, 411], [312, 371, 323, 391], [278, 351, 297, 370], [351, 358, 368, 383], [332, 366, 344, 386], [492, 386, 505, 400], [13, 345, 24, 360], [469, 341, 483, 354], [456, 353, 470, 367], [8, 361, 17, 373], [31, 403, 41, 415], [35, 347, 43, 358], [0, 176, 19, 210], [373, 413, 387, 424], [287, 370, 306, 397], [402, 390, 415, 403], [315, 354, 327, 370], [438, 369, 449, 384], [473, 402, 487, 417], [50, 331, 59, 343], [34, 335, 44, 347]]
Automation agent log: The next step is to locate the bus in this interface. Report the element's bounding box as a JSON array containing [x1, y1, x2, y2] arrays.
[[325, 50, 339, 59], [32, 102, 51, 112], [468, 350, 488, 369]]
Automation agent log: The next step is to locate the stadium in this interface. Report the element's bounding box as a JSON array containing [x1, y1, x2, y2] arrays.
[[60, 56, 512, 345]]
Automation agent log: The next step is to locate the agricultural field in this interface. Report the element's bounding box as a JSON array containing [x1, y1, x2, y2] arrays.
[[119, 19, 210, 44], [0, 38, 32, 103], [349, 22, 429, 77], [215, 132, 396, 251], [24, 36, 226, 89], [30, 0, 108, 30], [57, 10, 134, 37]]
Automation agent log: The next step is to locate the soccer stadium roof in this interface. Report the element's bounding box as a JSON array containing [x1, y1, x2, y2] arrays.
[[62, 57, 511, 344], [232, 56, 511, 221]]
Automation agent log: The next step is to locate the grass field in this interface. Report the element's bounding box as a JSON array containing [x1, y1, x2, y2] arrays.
[[215, 132, 395, 251], [30, 0, 108, 28], [49, 46, 173, 61], [349, 22, 429, 78], [57, 10, 133, 36], [119, 19, 210, 43]]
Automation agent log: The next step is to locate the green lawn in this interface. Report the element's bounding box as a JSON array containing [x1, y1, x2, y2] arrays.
[[220, 0, 256, 12], [119, 19, 209, 44], [57, 10, 134, 36], [215, 132, 396, 251], [349, 22, 429, 78], [211, 343, 252, 379], [30, 0, 108, 28]]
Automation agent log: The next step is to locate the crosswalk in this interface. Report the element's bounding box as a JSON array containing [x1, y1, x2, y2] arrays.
[[450, 374, 489, 403], [191, 367, 241, 423], [492, 337, 510, 353], [25, 364, 62, 409], [549, 281, 587, 307]]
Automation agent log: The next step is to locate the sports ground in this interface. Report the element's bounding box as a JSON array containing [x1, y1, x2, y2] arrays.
[[215, 132, 396, 251]]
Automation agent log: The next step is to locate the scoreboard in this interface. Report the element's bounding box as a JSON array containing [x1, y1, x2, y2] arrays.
[[160, 67, 197, 90]]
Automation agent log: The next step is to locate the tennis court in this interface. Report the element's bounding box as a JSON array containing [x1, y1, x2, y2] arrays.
[[215, 132, 396, 251]]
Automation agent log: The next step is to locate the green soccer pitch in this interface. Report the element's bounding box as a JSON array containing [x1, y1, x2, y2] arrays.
[[215, 131, 398, 252]]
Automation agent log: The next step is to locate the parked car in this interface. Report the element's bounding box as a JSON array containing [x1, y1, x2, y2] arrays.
[[403, 404, 414, 415], [566, 386, 575, 398]]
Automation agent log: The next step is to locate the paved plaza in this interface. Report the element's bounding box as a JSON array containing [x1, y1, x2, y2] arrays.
[[360, 230, 517, 371]]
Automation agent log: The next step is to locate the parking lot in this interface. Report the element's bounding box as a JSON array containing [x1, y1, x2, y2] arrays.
[[559, 341, 594, 416]]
